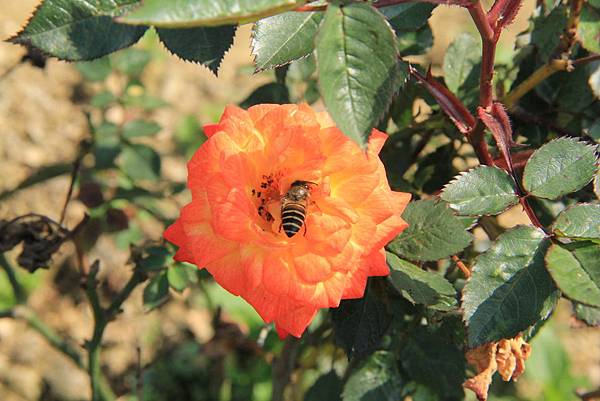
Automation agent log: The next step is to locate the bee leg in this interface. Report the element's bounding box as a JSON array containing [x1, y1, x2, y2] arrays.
[[278, 222, 282, 233], [303, 224, 307, 236]]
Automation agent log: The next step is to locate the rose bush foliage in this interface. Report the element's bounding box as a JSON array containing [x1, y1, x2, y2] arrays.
[[3, 0, 600, 400]]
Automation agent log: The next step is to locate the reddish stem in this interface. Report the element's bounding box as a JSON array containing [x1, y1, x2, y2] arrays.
[[409, 65, 476, 133], [452, 255, 471, 278], [572, 53, 600, 66], [467, 123, 495, 165], [467, 0, 546, 232], [468, 1, 497, 109], [520, 197, 546, 232], [455, 1, 496, 166]]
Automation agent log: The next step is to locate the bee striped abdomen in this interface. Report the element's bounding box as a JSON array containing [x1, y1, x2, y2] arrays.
[[281, 204, 306, 238]]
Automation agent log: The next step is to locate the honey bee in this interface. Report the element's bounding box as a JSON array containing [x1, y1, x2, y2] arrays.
[[280, 180, 315, 238]]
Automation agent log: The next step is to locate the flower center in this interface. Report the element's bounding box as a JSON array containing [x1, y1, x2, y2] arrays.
[[250, 173, 282, 225]]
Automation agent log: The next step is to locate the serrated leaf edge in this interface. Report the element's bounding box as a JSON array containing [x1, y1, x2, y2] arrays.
[[6, 1, 148, 62], [572, 302, 600, 327], [461, 224, 548, 347], [460, 216, 480, 230], [118, 0, 305, 28], [441, 165, 519, 217], [250, 11, 323, 73], [156, 26, 237, 76], [387, 252, 458, 310], [387, 198, 474, 263], [552, 202, 600, 239], [524, 136, 599, 198], [315, 3, 405, 149], [544, 243, 600, 308]]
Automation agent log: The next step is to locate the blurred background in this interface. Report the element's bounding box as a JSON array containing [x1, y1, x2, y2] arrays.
[[0, 1, 599, 400]]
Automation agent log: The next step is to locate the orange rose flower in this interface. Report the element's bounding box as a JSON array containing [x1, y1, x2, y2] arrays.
[[164, 104, 410, 337]]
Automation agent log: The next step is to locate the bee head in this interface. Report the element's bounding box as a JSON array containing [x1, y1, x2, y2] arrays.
[[291, 180, 317, 190], [287, 180, 316, 200]]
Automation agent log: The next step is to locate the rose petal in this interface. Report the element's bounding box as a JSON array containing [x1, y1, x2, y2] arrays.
[[164, 103, 412, 338], [164, 220, 195, 264], [274, 305, 318, 338], [367, 129, 388, 155]]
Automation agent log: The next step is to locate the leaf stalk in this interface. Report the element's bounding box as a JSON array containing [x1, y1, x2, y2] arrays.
[[466, 0, 550, 232]]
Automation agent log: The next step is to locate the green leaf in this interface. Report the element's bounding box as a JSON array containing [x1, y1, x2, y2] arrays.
[[578, 3, 600, 54], [139, 246, 170, 271], [76, 57, 112, 81], [239, 83, 290, 109], [400, 328, 465, 399], [396, 24, 433, 56], [123, 119, 162, 138], [120, 0, 305, 27], [117, 144, 161, 181], [9, 0, 147, 61], [405, 384, 438, 401], [111, 48, 151, 76], [387, 200, 473, 262], [530, 5, 568, 63], [93, 122, 121, 168], [252, 12, 323, 71], [143, 271, 169, 311], [523, 137, 598, 199], [553, 203, 600, 241], [387, 252, 457, 311], [122, 93, 169, 110], [305, 371, 342, 401], [441, 166, 518, 216], [545, 243, 600, 307], [569, 241, 600, 280], [555, 64, 597, 113], [114, 223, 143, 249], [331, 279, 392, 358], [157, 25, 236, 74], [573, 302, 600, 326], [90, 91, 117, 108], [380, 3, 435, 31], [175, 115, 207, 158], [316, 2, 404, 148], [342, 351, 403, 401], [96, 121, 120, 141], [443, 32, 481, 94], [167, 263, 198, 292], [522, 289, 560, 341], [379, 4, 435, 56], [463, 226, 556, 347], [413, 143, 458, 194], [457, 215, 478, 230]]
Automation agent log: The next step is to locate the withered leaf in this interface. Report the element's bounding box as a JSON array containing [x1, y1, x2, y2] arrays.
[[463, 335, 532, 401], [0, 214, 72, 272]]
